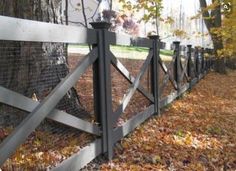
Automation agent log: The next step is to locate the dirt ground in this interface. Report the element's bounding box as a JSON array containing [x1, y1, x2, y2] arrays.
[[97, 70, 236, 171]]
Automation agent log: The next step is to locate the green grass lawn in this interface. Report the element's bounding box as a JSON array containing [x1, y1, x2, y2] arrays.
[[68, 44, 174, 61], [69, 45, 173, 55]]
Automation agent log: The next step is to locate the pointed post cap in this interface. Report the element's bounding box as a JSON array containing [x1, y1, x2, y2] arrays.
[[148, 35, 159, 40], [90, 21, 111, 30], [173, 41, 180, 45]]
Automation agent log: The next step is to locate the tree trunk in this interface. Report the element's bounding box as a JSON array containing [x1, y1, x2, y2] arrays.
[[0, 0, 88, 122], [199, 0, 226, 74], [0, 0, 64, 95], [212, 36, 226, 73]]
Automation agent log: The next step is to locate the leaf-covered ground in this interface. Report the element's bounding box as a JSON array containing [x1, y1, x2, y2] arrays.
[[98, 71, 236, 171]]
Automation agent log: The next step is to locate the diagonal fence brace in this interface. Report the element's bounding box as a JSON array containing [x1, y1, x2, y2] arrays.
[[0, 48, 98, 165], [0, 86, 101, 136], [112, 51, 153, 125]]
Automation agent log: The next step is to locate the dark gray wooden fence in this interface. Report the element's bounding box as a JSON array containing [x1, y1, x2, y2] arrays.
[[0, 16, 214, 170]]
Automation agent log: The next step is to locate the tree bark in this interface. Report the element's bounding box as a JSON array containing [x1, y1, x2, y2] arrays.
[[0, 0, 63, 94], [0, 0, 87, 119]]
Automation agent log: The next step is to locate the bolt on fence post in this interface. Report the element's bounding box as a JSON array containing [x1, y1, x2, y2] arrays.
[[149, 35, 160, 115], [173, 41, 181, 92], [90, 21, 113, 159]]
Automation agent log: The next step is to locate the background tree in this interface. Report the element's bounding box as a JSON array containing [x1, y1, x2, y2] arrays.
[[101, 9, 140, 36], [119, 0, 163, 35], [199, 0, 236, 73]]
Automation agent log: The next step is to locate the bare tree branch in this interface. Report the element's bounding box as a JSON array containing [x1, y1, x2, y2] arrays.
[[65, 0, 68, 25], [81, 0, 88, 27], [87, 1, 101, 21]]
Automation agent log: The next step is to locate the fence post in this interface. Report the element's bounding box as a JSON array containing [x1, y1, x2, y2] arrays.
[[90, 22, 113, 159], [211, 49, 215, 69], [187, 45, 192, 78], [207, 58, 210, 71], [149, 35, 160, 115], [206, 49, 209, 71], [208, 48, 212, 70], [186, 44, 193, 89], [201, 47, 205, 74], [173, 41, 181, 92], [194, 47, 199, 79], [198, 46, 202, 77], [205, 48, 209, 71]]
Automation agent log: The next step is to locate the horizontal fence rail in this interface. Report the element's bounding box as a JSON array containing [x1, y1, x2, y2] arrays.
[[0, 16, 215, 170], [0, 16, 97, 44]]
